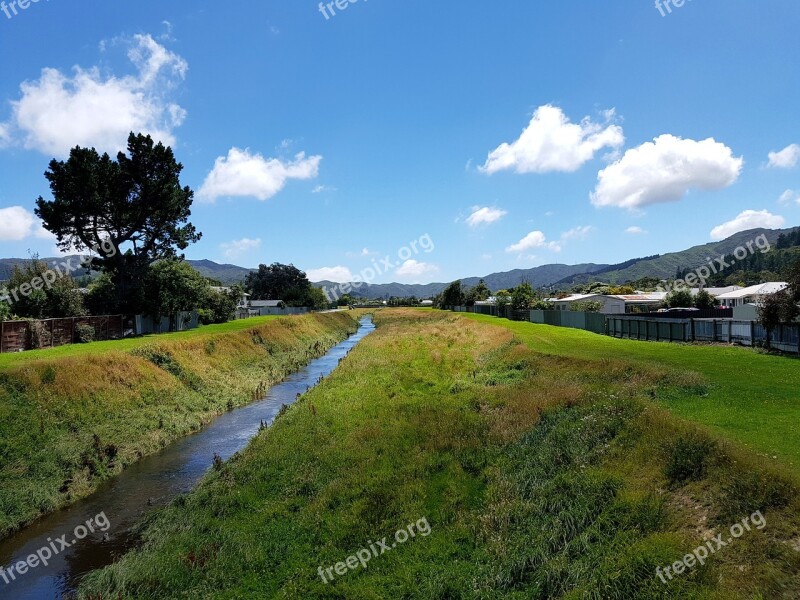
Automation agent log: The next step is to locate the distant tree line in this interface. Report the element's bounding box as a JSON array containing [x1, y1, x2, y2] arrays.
[[434, 279, 552, 310]]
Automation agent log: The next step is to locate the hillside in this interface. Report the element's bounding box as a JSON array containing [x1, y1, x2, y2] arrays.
[[2, 227, 797, 295], [314, 263, 607, 299], [186, 259, 254, 284], [555, 227, 796, 287]]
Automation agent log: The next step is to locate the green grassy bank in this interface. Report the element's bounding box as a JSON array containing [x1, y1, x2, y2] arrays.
[[462, 313, 800, 471], [78, 309, 800, 599], [0, 312, 358, 539]]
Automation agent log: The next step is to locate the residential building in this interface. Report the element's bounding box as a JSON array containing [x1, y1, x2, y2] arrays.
[[716, 283, 788, 308]]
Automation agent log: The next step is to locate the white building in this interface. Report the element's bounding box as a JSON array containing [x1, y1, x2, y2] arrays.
[[716, 282, 788, 308], [689, 286, 741, 297], [549, 292, 667, 314]]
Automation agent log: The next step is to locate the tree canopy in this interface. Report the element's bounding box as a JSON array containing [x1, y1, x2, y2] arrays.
[[5, 258, 86, 319], [35, 133, 201, 313], [439, 281, 465, 307], [245, 263, 320, 307]]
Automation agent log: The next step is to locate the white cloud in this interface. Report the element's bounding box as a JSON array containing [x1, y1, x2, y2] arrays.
[[466, 206, 507, 227], [591, 134, 743, 210], [767, 144, 800, 169], [480, 105, 624, 175], [307, 266, 354, 283], [345, 247, 376, 258], [505, 231, 561, 253], [312, 184, 336, 194], [198, 149, 322, 202], [625, 226, 647, 235], [560, 225, 593, 241], [1, 34, 187, 157], [395, 260, 438, 280], [0, 206, 52, 242], [710, 210, 785, 241], [220, 237, 262, 260], [0, 206, 38, 241], [778, 189, 800, 205]]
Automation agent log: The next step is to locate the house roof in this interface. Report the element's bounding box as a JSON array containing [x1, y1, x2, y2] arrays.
[[608, 293, 667, 303], [689, 286, 742, 297], [715, 282, 788, 300], [250, 300, 284, 307], [550, 293, 601, 303]]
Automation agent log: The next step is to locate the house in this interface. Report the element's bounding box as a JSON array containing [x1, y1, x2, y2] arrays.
[[250, 300, 285, 309], [689, 286, 741, 298], [210, 286, 251, 310], [550, 292, 667, 315], [715, 283, 788, 308], [549, 294, 604, 311]]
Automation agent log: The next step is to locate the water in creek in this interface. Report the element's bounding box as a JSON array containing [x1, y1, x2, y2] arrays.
[[0, 316, 375, 599]]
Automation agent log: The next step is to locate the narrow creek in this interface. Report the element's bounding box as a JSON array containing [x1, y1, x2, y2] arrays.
[[0, 316, 375, 600]]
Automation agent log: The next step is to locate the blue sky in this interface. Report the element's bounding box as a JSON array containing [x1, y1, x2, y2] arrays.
[[0, 0, 799, 284]]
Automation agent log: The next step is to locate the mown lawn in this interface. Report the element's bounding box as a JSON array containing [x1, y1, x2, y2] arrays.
[[462, 313, 800, 471], [0, 316, 283, 369], [78, 309, 800, 599]]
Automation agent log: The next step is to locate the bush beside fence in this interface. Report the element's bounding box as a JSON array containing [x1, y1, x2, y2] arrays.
[[0, 311, 201, 353], [0, 315, 128, 353]]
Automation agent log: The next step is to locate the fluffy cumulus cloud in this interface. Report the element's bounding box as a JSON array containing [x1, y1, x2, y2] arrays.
[[466, 206, 507, 227], [767, 144, 800, 169], [625, 226, 647, 235], [0, 206, 51, 241], [198, 149, 322, 202], [395, 260, 438, 280], [480, 105, 624, 175], [220, 237, 262, 260], [778, 189, 800, 205], [710, 210, 785, 241], [505, 231, 561, 253], [1, 34, 187, 157], [306, 266, 354, 283], [591, 135, 743, 210]]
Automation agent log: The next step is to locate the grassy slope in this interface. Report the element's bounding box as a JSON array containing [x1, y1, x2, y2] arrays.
[[462, 314, 800, 470], [78, 309, 800, 599], [0, 312, 357, 539], [0, 316, 283, 368]]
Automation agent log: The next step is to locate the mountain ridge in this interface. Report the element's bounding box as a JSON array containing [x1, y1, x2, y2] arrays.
[[1, 226, 797, 298]]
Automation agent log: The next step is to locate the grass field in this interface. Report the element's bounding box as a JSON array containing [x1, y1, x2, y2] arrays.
[[0, 312, 357, 539], [0, 316, 283, 368], [78, 309, 800, 599], [462, 314, 800, 471]]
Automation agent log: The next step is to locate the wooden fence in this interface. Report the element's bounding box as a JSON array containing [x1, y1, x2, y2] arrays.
[[0, 315, 128, 353]]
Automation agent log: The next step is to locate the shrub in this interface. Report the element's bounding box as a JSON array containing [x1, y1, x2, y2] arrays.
[[75, 324, 96, 344], [664, 434, 716, 485]]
